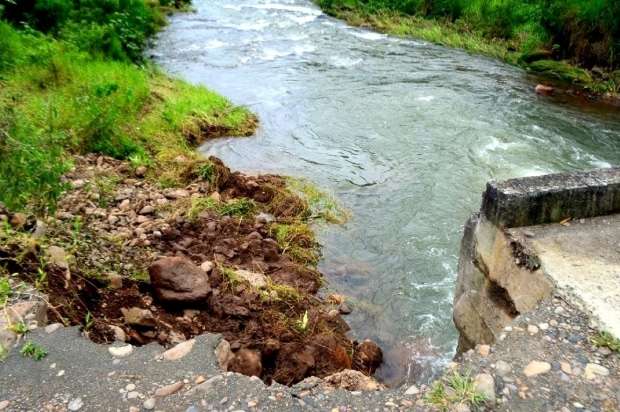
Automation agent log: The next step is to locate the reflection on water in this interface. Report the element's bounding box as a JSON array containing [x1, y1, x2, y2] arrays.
[[152, 0, 620, 385]]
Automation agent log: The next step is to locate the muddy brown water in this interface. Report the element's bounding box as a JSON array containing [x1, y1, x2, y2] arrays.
[[151, 0, 620, 386]]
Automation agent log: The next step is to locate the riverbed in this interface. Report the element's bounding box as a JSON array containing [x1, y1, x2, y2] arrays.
[[151, 0, 620, 385]]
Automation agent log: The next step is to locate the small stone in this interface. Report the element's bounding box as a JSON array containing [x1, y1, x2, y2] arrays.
[[452, 404, 471, 412], [538, 322, 549, 331], [248, 400, 258, 408], [527, 325, 539, 335], [127, 391, 139, 399], [109, 344, 133, 357], [338, 302, 352, 315], [119, 199, 131, 210], [549, 319, 558, 326], [109, 325, 127, 342], [554, 306, 564, 314], [57, 370, 65, 377], [135, 166, 147, 178], [125, 383, 136, 391], [45, 323, 62, 334], [194, 376, 206, 384], [523, 361, 551, 377], [108, 273, 123, 289], [129, 407, 139, 412], [108, 215, 119, 225], [215, 339, 234, 370], [478, 344, 490, 357], [560, 361, 572, 375], [0, 401, 9, 410], [139, 205, 155, 215], [495, 360, 512, 377], [535, 84, 554, 95], [154, 381, 184, 397], [162, 339, 195, 361], [584, 363, 609, 379], [121, 307, 156, 328], [143, 398, 156, 410], [200, 261, 215, 273], [404, 385, 419, 396], [474, 373, 495, 403], [68, 397, 84, 411]]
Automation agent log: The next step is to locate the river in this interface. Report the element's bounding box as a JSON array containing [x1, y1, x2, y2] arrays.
[[151, 0, 620, 385]]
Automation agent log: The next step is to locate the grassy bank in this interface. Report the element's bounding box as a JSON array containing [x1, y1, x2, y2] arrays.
[[0, 1, 256, 215], [318, 0, 620, 96]]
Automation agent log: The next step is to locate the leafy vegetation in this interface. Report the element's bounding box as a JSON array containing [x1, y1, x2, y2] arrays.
[[318, 0, 620, 93], [0, 276, 11, 306], [20, 341, 48, 360], [426, 370, 487, 411], [0, 2, 256, 214], [271, 223, 321, 266], [591, 331, 620, 353], [187, 197, 256, 221]]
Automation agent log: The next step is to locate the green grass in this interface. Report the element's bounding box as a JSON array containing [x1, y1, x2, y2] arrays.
[[286, 178, 349, 224], [0, 21, 256, 214], [426, 371, 487, 411], [0, 276, 11, 307], [20, 341, 48, 360], [187, 197, 256, 221], [318, 0, 620, 94], [271, 223, 321, 266], [591, 331, 620, 353]]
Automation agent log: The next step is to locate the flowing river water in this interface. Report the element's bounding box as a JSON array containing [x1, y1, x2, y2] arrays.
[[152, 0, 620, 385]]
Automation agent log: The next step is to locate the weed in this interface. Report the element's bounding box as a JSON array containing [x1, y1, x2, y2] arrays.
[[271, 223, 320, 266], [187, 197, 255, 221], [426, 370, 487, 411], [262, 278, 302, 303], [20, 341, 48, 360], [84, 311, 95, 331], [286, 178, 348, 224], [0, 344, 7, 361], [591, 331, 620, 353], [0, 276, 11, 306], [9, 321, 28, 334], [220, 267, 242, 291], [293, 310, 310, 333]]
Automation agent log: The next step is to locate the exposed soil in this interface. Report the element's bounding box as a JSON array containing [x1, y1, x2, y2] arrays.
[[0, 154, 381, 386]]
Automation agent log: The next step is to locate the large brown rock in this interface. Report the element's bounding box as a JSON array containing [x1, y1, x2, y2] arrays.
[[149, 257, 211, 304], [353, 340, 383, 374]]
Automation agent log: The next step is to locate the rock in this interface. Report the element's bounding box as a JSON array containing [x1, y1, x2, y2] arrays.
[[474, 373, 495, 403], [338, 302, 352, 315], [32, 219, 47, 239], [228, 349, 262, 377], [139, 205, 155, 215], [0, 400, 9, 410], [108, 344, 133, 357], [322, 370, 383, 391], [353, 340, 383, 373], [256, 212, 275, 224], [107, 215, 119, 225], [235, 269, 267, 289], [46, 246, 69, 270], [404, 385, 419, 396], [209, 192, 221, 202], [523, 360, 551, 377], [584, 363, 609, 379], [149, 257, 211, 304], [215, 339, 234, 370], [45, 323, 62, 334], [135, 166, 147, 178], [68, 397, 84, 411], [9, 213, 27, 229], [535, 84, 554, 96], [165, 189, 190, 199], [452, 404, 471, 412], [527, 325, 539, 335], [109, 325, 127, 342], [477, 344, 490, 357], [162, 339, 195, 361], [143, 398, 156, 410], [495, 360, 512, 377], [154, 381, 184, 397], [108, 273, 123, 289], [5, 300, 48, 328], [125, 383, 136, 391], [127, 391, 139, 399], [121, 307, 156, 328], [129, 407, 139, 412], [560, 361, 572, 375], [119, 199, 131, 210], [200, 261, 215, 273]]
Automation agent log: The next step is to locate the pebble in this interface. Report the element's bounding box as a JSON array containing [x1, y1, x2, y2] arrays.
[[68, 397, 84, 411], [495, 360, 512, 377], [527, 325, 539, 335], [125, 383, 136, 391], [139, 205, 155, 215], [45, 323, 62, 334], [523, 360, 551, 377], [474, 373, 496, 402], [108, 344, 133, 357], [129, 407, 139, 412], [404, 385, 419, 396], [0, 401, 9, 411], [549, 319, 558, 327], [143, 398, 156, 410], [584, 363, 609, 379], [57, 370, 65, 377], [127, 391, 139, 399], [452, 404, 471, 412], [538, 322, 549, 330], [154, 381, 184, 397], [194, 376, 206, 384], [200, 261, 215, 273], [162, 339, 195, 361], [478, 344, 490, 357], [560, 361, 572, 375]]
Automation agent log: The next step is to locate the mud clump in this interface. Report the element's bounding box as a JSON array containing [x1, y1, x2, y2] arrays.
[[0, 154, 382, 386]]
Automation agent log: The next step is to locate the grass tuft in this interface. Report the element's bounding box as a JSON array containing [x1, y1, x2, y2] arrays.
[[426, 370, 487, 411], [591, 331, 620, 353], [20, 341, 48, 361]]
